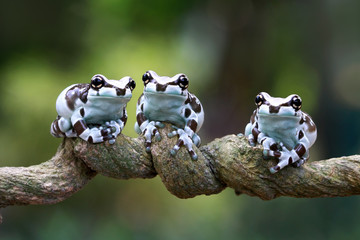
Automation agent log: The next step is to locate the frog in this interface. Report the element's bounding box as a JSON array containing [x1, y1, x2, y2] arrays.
[[51, 74, 136, 144], [135, 70, 204, 160], [244, 92, 317, 173]]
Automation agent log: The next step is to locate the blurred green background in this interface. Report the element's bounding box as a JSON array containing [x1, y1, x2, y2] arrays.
[[1, 0, 360, 239]]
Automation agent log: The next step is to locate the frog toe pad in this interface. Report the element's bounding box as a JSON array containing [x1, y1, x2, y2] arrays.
[[169, 128, 198, 160], [141, 121, 162, 152]]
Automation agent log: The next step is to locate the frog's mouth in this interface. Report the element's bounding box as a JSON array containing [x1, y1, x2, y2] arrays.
[[257, 105, 300, 118], [88, 90, 132, 98], [144, 83, 187, 96], [87, 95, 132, 102], [144, 90, 187, 98], [257, 113, 301, 119], [89, 95, 131, 98]]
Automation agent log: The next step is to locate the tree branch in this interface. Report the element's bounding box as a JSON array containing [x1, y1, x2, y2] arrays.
[[0, 140, 96, 208], [1, 124, 360, 209]]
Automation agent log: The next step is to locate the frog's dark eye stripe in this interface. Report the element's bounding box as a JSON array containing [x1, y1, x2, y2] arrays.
[[127, 78, 136, 91], [255, 93, 264, 107], [142, 71, 153, 85], [177, 75, 189, 90], [91, 75, 105, 90], [291, 95, 302, 111]]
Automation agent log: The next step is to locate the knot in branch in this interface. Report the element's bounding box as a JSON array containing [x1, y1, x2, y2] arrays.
[[74, 124, 226, 198], [150, 125, 225, 198], [72, 123, 360, 200]]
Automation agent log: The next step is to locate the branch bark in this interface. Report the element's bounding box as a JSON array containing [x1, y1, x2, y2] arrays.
[[1, 124, 360, 209]]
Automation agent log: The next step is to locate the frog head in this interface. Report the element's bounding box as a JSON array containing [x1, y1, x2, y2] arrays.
[[88, 74, 136, 100], [141, 70, 189, 98], [255, 92, 302, 117]]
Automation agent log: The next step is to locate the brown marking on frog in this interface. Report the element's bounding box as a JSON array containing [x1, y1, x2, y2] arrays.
[[65, 84, 89, 110]]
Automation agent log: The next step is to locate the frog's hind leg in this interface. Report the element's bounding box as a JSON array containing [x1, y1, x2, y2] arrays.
[[70, 109, 116, 144], [51, 116, 65, 137], [72, 119, 114, 143], [51, 116, 75, 137]]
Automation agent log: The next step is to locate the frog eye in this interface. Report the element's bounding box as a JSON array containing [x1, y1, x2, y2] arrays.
[[178, 75, 189, 90], [127, 78, 136, 91], [255, 94, 264, 106], [142, 72, 153, 85], [291, 95, 302, 111], [91, 75, 105, 90]]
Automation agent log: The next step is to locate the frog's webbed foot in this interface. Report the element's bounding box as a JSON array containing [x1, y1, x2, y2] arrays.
[[64, 128, 78, 138], [101, 120, 125, 144], [78, 126, 115, 144], [264, 142, 308, 174], [266, 148, 294, 174], [68, 120, 118, 144], [259, 136, 295, 173], [292, 158, 307, 168], [291, 152, 309, 168], [142, 121, 163, 152], [168, 126, 198, 160]]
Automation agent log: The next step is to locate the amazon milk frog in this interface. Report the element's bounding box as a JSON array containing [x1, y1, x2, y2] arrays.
[[135, 70, 204, 160], [51, 74, 136, 144], [245, 92, 317, 173]]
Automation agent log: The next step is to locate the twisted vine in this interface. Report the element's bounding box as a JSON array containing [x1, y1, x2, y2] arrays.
[[1, 124, 360, 212]]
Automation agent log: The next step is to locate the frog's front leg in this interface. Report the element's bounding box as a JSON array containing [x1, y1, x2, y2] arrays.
[[102, 119, 123, 144], [168, 110, 200, 160], [245, 122, 269, 147], [70, 109, 115, 144], [246, 123, 278, 151], [102, 109, 128, 143], [135, 112, 164, 152], [266, 136, 311, 174], [247, 125, 293, 173]]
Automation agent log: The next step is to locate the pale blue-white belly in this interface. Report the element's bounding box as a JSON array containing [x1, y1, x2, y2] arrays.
[[143, 94, 186, 127], [258, 115, 300, 149]]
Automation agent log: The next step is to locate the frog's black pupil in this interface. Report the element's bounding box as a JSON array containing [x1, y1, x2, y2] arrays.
[[292, 97, 301, 106], [291, 96, 302, 110], [94, 78, 102, 86], [91, 77, 104, 89]]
